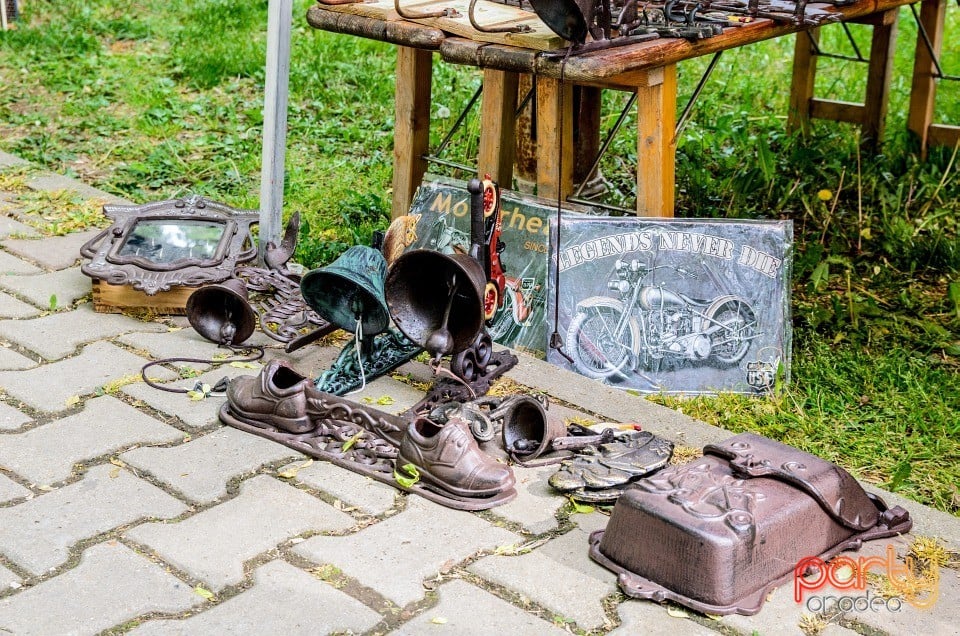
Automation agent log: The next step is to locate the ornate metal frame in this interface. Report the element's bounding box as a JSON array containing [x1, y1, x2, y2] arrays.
[[80, 195, 259, 295]]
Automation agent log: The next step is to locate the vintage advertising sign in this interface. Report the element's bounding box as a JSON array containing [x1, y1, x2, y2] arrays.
[[394, 179, 583, 357], [547, 216, 792, 394]]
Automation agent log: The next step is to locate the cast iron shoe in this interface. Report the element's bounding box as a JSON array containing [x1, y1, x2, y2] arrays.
[[226, 359, 314, 434], [398, 416, 515, 498]]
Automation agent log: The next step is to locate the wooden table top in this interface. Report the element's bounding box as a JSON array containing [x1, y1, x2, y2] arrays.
[[307, 0, 915, 82]]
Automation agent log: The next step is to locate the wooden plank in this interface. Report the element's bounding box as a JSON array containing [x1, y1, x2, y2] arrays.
[[861, 9, 898, 149], [320, 0, 565, 50], [788, 29, 818, 136], [810, 98, 865, 124], [478, 69, 518, 186], [92, 281, 194, 315], [907, 0, 947, 157], [535, 76, 574, 201], [929, 124, 960, 149], [636, 65, 676, 217], [392, 46, 433, 218]]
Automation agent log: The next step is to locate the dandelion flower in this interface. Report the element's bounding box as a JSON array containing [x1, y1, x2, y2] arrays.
[[817, 189, 833, 202]]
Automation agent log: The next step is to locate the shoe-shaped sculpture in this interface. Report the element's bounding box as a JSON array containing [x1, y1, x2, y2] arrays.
[[399, 417, 515, 498], [226, 359, 314, 434]]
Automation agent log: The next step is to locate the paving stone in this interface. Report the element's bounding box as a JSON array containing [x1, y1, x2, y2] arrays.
[[117, 329, 231, 372], [1, 229, 103, 271], [121, 427, 299, 504], [0, 401, 31, 431], [26, 173, 131, 205], [0, 216, 39, 240], [491, 465, 565, 535], [293, 496, 519, 608], [468, 513, 616, 631], [0, 341, 175, 413], [0, 541, 199, 635], [609, 601, 717, 636], [718, 583, 812, 636], [0, 346, 37, 370], [0, 563, 18, 590], [0, 291, 42, 319], [128, 559, 383, 636], [0, 473, 29, 504], [0, 395, 183, 486], [396, 578, 568, 636], [0, 304, 166, 361], [0, 464, 187, 575], [122, 367, 250, 431], [290, 459, 398, 516], [126, 475, 354, 591], [0, 151, 28, 169], [0, 267, 91, 308], [0, 250, 41, 275]]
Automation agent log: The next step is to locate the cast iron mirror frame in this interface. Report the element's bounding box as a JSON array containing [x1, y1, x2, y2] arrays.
[[81, 194, 259, 295]]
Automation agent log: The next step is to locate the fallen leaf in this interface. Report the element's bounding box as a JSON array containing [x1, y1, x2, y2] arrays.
[[193, 585, 215, 600], [166, 326, 183, 333], [187, 391, 205, 401], [341, 430, 364, 452], [666, 606, 690, 618], [394, 463, 420, 488], [37, 485, 54, 492], [109, 466, 121, 479], [375, 395, 395, 405], [430, 617, 448, 625], [64, 395, 80, 407], [568, 497, 594, 514], [229, 361, 259, 369], [277, 459, 314, 479], [110, 457, 126, 468]]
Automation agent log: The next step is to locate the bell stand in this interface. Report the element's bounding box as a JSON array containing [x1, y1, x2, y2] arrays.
[[907, 0, 959, 158]]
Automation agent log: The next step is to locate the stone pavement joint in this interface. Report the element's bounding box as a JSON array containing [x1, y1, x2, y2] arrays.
[[125, 474, 356, 592], [127, 559, 384, 636], [121, 426, 301, 505], [0, 464, 188, 576], [0, 267, 91, 308], [0, 394, 184, 486], [0, 542, 200, 636]]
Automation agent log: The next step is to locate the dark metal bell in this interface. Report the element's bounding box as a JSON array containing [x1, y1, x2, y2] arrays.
[[528, 0, 588, 43], [186, 278, 258, 345], [300, 245, 390, 337], [500, 395, 567, 459], [385, 248, 486, 358]]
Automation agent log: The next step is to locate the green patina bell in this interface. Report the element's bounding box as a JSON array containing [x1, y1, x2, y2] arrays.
[[300, 245, 390, 337]]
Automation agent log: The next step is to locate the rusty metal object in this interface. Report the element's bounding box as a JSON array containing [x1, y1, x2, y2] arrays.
[[395, 0, 461, 19], [185, 278, 259, 346], [220, 359, 517, 510], [233, 265, 335, 347], [548, 430, 674, 499], [589, 432, 912, 615], [80, 195, 258, 295], [469, 0, 533, 33]]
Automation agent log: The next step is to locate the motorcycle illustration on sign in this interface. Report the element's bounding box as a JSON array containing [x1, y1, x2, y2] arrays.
[[548, 216, 791, 394], [566, 259, 759, 380]]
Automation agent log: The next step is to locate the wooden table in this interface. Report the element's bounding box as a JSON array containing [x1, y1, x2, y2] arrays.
[[307, 0, 918, 218]]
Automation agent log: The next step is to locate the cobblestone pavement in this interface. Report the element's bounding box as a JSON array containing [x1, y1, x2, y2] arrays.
[[0, 151, 958, 635]]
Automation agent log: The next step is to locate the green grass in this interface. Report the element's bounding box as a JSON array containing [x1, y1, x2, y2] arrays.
[[1, 1, 958, 515]]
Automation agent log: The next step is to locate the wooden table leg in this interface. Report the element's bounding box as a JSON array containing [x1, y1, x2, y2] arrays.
[[861, 9, 898, 150], [478, 69, 519, 187], [788, 28, 818, 137], [636, 65, 676, 217], [908, 0, 948, 157], [392, 46, 433, 219], [535, 76, 574, 202]]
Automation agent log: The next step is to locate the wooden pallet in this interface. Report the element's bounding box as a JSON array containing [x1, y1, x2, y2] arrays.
[[320, 0, 566, 50], [92, 280, 195, 315]]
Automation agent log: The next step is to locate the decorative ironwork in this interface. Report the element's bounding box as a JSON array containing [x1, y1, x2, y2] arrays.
[[233, 265, 334, 346], [80, 195, 259, 295], [315, 329, 422, 395]]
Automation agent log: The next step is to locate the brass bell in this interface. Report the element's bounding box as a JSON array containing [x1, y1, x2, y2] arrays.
[[186, 278, 258, 345], [300, 245, 390, 336], [384, 248, 486, 359]]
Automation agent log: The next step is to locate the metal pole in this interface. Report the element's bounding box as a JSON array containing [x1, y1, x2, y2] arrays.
[[259, 0, 293, 258]]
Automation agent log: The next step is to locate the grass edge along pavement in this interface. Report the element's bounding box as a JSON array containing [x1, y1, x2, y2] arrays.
[[0, 1, 958, 516]]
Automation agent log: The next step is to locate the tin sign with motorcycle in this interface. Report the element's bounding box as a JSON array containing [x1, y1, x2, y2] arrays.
[[547, 216, 792, 394]]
